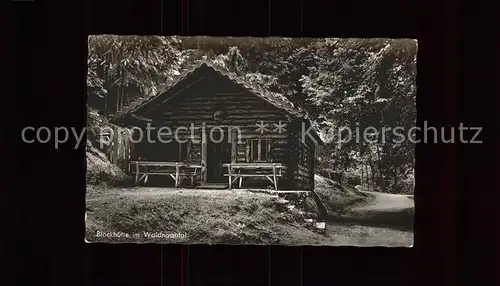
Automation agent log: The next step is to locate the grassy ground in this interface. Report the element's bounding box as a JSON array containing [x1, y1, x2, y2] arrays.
[[86, 187, 325, 245], [86, 181, 413, 246]]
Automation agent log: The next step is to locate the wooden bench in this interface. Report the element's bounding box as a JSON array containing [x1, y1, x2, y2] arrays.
[[222, 163, 285, 190], [129, 161, 202, 187]]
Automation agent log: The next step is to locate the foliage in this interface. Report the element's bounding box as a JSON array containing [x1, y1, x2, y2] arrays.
[[87, 36, 417, 194], [87, 35, 185, 113]]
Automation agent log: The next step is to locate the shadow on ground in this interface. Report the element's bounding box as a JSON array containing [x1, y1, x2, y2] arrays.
[[327, 207, 414, 232]]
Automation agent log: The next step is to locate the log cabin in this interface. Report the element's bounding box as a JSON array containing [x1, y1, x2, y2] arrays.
[[112, 61, 323, 191]]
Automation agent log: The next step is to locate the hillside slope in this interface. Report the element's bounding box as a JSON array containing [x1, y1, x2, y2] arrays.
[[86, 108, 130, 186], [86, 188, 327, 245], [312, 175, 373, 216]]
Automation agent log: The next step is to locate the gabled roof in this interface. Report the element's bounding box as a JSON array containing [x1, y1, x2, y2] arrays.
[[114, 60, 323, 144]]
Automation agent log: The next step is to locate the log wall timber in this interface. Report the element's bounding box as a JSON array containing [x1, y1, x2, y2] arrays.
[[144, 71, 292, 126], [121, 67, 316, 190], [284, 120, 316, 191]]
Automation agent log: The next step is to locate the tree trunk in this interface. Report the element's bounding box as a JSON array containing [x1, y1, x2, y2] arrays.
[[116, 88, 120, 113], [119, 85, 124, 112], [104, 92, 108, 114], [368, 158, 375, 189], [375, 145, 384, 189], [360, 163, 364, 186], [365, 164, 369, 187], [116, 43, 125, 113], [413, 168, 415, 193], [103, 68, 109, 114]]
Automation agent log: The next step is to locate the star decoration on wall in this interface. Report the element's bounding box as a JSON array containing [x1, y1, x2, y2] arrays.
[[273, 121, 287, 134], [255, 121, 268, 134]]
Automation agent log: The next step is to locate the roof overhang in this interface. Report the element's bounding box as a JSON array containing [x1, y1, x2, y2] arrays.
[[111, 60, 324, 144]]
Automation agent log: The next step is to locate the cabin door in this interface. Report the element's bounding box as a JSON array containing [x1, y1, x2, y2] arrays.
[[206, 128, 230, 183]]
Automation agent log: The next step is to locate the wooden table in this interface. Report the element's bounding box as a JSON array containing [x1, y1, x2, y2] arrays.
[[223, 163, 285, 190], [129, 161, 202, 187]]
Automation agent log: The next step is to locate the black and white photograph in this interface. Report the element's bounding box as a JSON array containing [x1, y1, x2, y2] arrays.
[[85, 36, 417, 246]]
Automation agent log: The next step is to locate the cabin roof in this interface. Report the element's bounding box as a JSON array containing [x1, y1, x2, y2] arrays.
[[114, 60, 323, 144]]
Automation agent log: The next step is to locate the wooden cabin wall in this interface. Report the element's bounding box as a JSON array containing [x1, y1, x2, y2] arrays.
[[133, 70, 296, 187], [144, 71, 292, 130], [126, 127, 294, 187], [298, 140, 315, 191], [120, 69, 320, 189], [285, 120, 316, 191], [118, 121, 316, 190], [131, 129, 291, 165]]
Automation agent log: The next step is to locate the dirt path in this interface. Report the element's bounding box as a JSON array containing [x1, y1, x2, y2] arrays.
[[327, 191, 415, 234], [351, 191, 414, 213]]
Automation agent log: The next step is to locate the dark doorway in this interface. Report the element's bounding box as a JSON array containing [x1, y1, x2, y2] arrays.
[[206, 128, 231, 183]]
